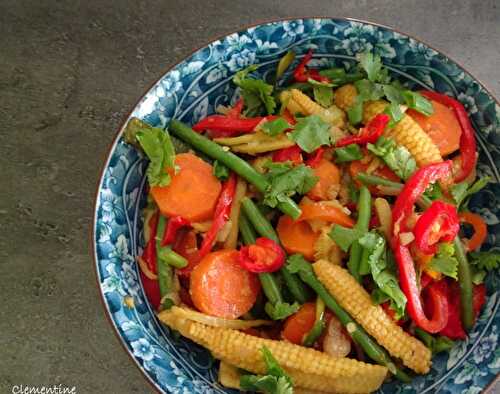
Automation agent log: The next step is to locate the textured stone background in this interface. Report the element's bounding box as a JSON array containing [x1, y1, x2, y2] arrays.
[[0, 0, 498, 393]]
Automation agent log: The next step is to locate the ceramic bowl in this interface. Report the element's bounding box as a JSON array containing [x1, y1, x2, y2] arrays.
[[93, 17, 500, 394]]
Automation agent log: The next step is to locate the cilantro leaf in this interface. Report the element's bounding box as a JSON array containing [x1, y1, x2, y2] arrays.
[[347, 79, 385, 124], [263, 162, 318, 208], [233, 65, 276, 116], [358, 232, 407, 318], [328, 225, 363, 252], [265, 301, 300, 320], [469, 251, 500, 271], [213, 160, 229, 181], [261, 117, 292, 136], [367, 136, 416, 180], [313, 85, 334, 108], [240, 346, 293, 394], [136, 127, 176, 187], [451, 177, 491, 209], [383, 84, 405, 105], [335, 144, 363, 163], [428, 243, 459, 280], [384, 102, 405, 126], [288, 115, 332, 153], [359, 52, 383, 82]]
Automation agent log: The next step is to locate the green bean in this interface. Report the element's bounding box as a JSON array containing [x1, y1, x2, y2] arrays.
[[241, 197, 280, 243], [155, 216, 173, 298], [295, 265, 410, 382], [453, 237, 474, 330], [356, 172, 403, 189], [158, 246, 188, 268], [241, 197, 312, 304], [238, 211, 257, 245], [169, 119, 301, 219], [347, 186, 371, 281], [239, 211, 283, 306], [356, 172, 433, 209]]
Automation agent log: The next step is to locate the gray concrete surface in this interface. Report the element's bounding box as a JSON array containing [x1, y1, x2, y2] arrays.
[[0, 0, 498, 393]]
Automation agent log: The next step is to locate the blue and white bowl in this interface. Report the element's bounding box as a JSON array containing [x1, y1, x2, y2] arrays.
[[92, 18, 500, 393]]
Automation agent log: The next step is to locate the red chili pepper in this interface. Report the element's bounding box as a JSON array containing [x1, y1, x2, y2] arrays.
[[226, 98, 244, 119], [192, 115, 265, 135], [139, 270, 161, 310], [305, 147, 325, 168], [336, 114, 390, 147], [391, 161, 453, 333], [413, 201, 460, 255], [174, 230, 201, 277], [292, 49, 329, 83], [198, 173, 237, 258], [238, 237, 286, 273], [369, 213, 380, 229], [420, 90, 477, 182], [142, 211, 160, 274], [425, 280, 485, 339], [272, 145, 303, 165], [161, 216, 191, 246]]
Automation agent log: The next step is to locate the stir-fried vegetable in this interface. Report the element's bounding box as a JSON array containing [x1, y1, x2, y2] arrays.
[[124, 49, 493, 393]]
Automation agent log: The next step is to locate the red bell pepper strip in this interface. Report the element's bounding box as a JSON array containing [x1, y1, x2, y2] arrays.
[[174, 230, 201, 277], [391, 161, 453, 333], [226, 98, 244, 118], [139, 270, 161, 310], [161, 216, 191, 246], [272, 145, 303, 165], [420, 90, 477, 182], [192, 115, 265, 135], [198, 173, 237, 258], [413, 201, 460, 255], [305, 147, 325, 168], [142, 211, 160, 274], [425, 280, 485, 339], [281, 109, 297, 126], [336, 114, 390, 147], [292, 49, 329, 83], [238, 237, 286, 273]]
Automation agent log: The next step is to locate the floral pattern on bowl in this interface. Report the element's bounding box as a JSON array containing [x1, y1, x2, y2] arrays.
[[93, 18, 500, 394]]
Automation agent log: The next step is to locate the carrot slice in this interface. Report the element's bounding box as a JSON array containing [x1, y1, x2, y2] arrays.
[[150, 153, 222, 222], [277, 215, 319, 261], [189, 249, 260, 318], [298, 201, 355, 228], [282, 302, 316, 345], [408, 99, 461, 156], [307, 159, 340, 201], [459, 212, 487, 251], [349, 160, 400, 195]]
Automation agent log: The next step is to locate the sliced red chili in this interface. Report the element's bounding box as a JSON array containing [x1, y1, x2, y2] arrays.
[[305, 147, 325, 168], [238, 237, 286, 273], [226, 98, 245, 119], [161, 216, 191, 246], [391, 161, 453, 333], [336, 114, 390, 147], [272, 145, 303, 165], [198, 173, 237, 258], [413, 201, 460, 255], [292, 49, 329, 83]]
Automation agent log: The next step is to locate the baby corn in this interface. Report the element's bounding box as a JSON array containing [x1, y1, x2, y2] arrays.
[[362, 100, 442, 167], [313, 261, 432, 374], [289, 89, 346, 127], [159, 308, 387, 393]]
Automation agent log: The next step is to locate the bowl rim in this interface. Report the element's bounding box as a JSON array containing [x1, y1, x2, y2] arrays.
[[90, 16, 499, 394]]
